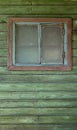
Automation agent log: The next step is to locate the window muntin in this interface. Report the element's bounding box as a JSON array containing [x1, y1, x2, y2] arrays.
[[8, 18, 72, 70]]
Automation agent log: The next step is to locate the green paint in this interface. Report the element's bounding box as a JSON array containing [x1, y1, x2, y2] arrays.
[[0, 32, 7, 41], [0, 115, 77, 124], [0, 57, 7, 66], [0, 83, 77, 91], [0, 41, 7, 49], [0, 125, 76, 130], [73, 49, 77, 56], [0, 91, 77, 100], [0, 0, 77, 5], [72, 40, 77, 48], [0, 108, 77, 116], [0, 74, 77, 83], [0, 99, 77, 108], [0, 49, 7, 57], [0, 6, 77, 15], [0, 1, 77, 129], [0, 23, 7, 32]]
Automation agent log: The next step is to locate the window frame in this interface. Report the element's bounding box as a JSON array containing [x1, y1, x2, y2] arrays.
[[8, 18, 72, 70]]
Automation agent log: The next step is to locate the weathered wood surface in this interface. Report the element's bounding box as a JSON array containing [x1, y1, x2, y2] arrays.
[[0, 99, 77, 108], [0, 0, 77, 5], [1, 108, 77, 116], [0, 115, 77, 124], [0, 124, 77, 130], [0, 74, 77, 83], [0, 91, 77, 100], [0, 6, 77, 15], [0, 0, 77, 129], [0, 83, 77, 91]]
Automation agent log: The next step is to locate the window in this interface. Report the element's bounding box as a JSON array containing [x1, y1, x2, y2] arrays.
[[8, 18, 72, 70]]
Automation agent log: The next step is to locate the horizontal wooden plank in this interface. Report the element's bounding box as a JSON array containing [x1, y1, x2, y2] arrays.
[[0, 108, 77, 116], [0, 124, 77, 130], [0, 74, 69, 83], [0, 6, 77, 15], [0, 6, 32, 15], [0, 83, 77, 91], [0, 83, 77, 92], [39, 116, 77, 124], [0, 91, 77, 100], [31, 6, 77, 15], [0, 99, 77, 108], [0, 0, 31, 5], [0, 0, 77, 5], [0, 74, 77, 83], [0, 116, 36, 124], [0, 115, 77, 124], [28, 0, 77, 6]]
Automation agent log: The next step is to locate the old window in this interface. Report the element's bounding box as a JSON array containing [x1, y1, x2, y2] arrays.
[[8, 18, 72, 70]]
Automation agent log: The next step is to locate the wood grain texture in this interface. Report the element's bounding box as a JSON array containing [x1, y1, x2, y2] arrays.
[[0, 6, 76, 15], [0, 115, 77, 124], [0, 91, 77, 100], [0, 75, 77, 83], [0, 124, 77, 130], [0, 0, 76, 5], [0, 83, 77, 91], [0, 99, 77, 108], [0, 0, 77, 129], [0, 108, 77, 116]]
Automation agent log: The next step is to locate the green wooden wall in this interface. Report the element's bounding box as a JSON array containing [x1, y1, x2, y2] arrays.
[[0, 0, 77, 129]]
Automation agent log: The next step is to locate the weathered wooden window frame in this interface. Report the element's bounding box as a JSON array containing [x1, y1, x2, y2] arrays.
[[8, 18, 72, 70]]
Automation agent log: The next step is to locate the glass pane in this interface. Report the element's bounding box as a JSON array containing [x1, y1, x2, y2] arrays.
[[41, 24, 64, 64], [15, 24, 40, 64]]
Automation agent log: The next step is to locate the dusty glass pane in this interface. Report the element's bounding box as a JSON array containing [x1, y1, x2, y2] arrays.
[[15, 24, 40, 64], [41, 24, 64, 64]]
